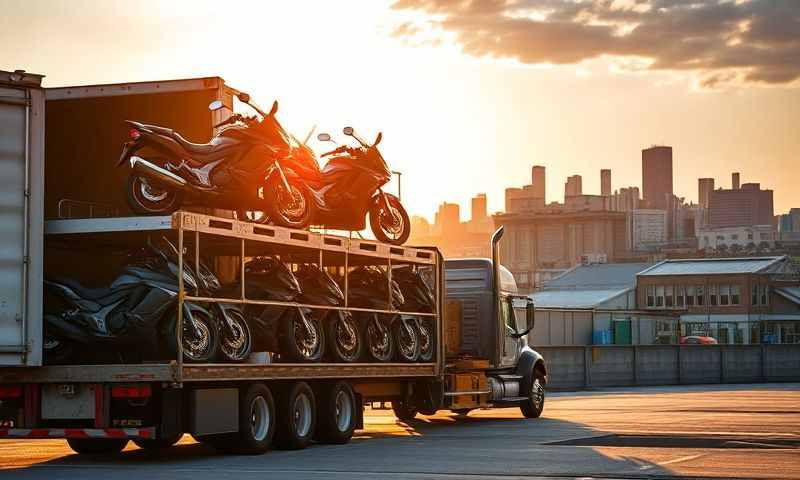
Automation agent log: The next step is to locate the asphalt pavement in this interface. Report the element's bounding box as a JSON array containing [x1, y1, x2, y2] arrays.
[[1, 383, 798, 479]]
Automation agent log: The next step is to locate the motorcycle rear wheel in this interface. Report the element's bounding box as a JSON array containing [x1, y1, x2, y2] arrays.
[[369, 194, 410, 245], [126, 174, 183, 215]]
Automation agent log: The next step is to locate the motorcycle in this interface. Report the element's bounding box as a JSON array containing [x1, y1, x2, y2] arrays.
[[154, 238, 253, 363], [236, 257, 324, 362], [347, 266, 420, 362], [393, 265, 436, 362], [43, 243, 219, 365], [295, 264, 362, 363], [117, 92, 312, 227], [279, 127, 411, 245]]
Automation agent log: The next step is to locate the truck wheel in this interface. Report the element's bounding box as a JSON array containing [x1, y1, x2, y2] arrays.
[[275, 381, 316, 450], [133, 433, 182, 450], [314, 381, 357, 444], [391, 400, 418, 421], [66, 438, 128, 455], [520, 373, 546, 419]]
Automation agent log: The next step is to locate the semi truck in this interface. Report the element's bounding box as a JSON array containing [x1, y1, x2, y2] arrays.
[[0, 70, 547, 455]]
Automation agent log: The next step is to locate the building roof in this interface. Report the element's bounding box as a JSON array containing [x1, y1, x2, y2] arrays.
[[775, 287, 800, 306], [544, 263, 654, 290], [637, 256, 787, 276], [530, 288, 631, 309]]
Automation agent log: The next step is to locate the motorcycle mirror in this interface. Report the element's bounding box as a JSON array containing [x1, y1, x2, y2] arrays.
[[373, 132, 383, 146], [269, 100, 278, 116], [208, 100, 224, 111], [237, 92, 251, 103], [317, 133, 332, 142], [343, 126, 354, 136]]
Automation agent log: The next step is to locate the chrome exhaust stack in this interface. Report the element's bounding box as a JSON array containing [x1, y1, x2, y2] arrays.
[[129, 156, 187, 190]]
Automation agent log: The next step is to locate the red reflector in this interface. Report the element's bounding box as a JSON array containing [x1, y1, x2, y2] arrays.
[[111, 384, 152, 399], [129, 128, 141, 140], [0, 385, 22, 398]]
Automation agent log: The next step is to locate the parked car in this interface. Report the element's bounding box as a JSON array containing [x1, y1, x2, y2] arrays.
[[680, 335, 718, 345]]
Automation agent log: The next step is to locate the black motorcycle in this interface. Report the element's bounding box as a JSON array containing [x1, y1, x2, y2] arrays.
[[393, 265, 436, 362], [43, 243, 219, 365], [236, 257, 324, 362], [155, 238, 252, 363], [347, 266, 420, 362], [118, 92, 312, 227], [295, 264, 362, 363], [281, 127, 411, 245]]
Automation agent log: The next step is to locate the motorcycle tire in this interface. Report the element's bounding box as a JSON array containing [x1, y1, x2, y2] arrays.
[[164, 307, 220, 363], [417, 317, 435, 363], [364, 314, 394, 362], [326, 311, 362, 363], [393, 316, 421, 363], [267, 178, 312, 229], [42, 329, 75, 365], [217, 308, 253, 363], [369, 193, 410, 246], [126, 173, 184, 215], [281, 309, 324, 362]]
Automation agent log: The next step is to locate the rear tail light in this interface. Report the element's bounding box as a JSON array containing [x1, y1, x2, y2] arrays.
[[129, 128, 141, 141], [0, 385, 22, 398], [111, 384, 152, 399]]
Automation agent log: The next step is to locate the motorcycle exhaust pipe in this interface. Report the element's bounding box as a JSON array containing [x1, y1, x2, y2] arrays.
[[130, 156, 187, 191]]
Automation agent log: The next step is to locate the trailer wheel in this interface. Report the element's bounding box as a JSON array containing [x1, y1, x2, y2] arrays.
[[314, 381, 357, 444], [66, 438, 128, 455], [133, 433, 182, 450], [391, 400, 418, 421], [520, 372, 546, 419], [275, 381, 316, 450]]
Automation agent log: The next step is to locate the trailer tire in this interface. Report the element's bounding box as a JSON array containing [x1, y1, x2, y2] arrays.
[[391, 400, 418, 421], [314, 381, 357, 444], [133, 433, 182, 450], [275, 381, 316, 450], [67, 438, 128, 455], [520, 371, 546, 419]]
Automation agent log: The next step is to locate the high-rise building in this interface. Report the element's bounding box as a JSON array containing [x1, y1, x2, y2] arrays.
[[531, 165, 546, 202], [471, 193, 487, 222], [601, 169, 611, 196], [435, 202, 461, 236], [708, 181, 773, 228], [642, 145, 673, 210], [611, 187, 640, 212], [698, 178, 714, 209], [564, 175, 582, 198], [732, 172, 740, 189], [628, 209, 667, 251]]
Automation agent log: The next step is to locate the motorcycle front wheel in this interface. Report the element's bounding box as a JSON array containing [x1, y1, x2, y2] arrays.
[[393, 317, 421, 363], [281, 309, 324, 362], [369, 194, 410, 245], [364, 314, 394, 362], [326, 311, 362, 363], [165, 308, 220, 363], [417, 317, 435, 363], [43, 329, 75, 365], [126, 174, 184, 215], [268, 179, 312, 229], [218, 308, 253, 363]]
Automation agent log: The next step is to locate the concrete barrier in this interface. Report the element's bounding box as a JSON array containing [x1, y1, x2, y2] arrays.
[[537, 344, 800, 390]]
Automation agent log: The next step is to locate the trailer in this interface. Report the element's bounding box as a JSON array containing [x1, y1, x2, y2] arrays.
[[0, 71, 547, 455]]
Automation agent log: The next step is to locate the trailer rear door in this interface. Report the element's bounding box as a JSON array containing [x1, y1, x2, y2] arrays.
[[0, 70, 45, 366]]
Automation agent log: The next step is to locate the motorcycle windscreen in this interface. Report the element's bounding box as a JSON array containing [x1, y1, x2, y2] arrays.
[[253, 115, 292, 157]]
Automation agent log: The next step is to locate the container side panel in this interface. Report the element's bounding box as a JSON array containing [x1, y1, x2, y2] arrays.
[[0, 86, 27, 364]]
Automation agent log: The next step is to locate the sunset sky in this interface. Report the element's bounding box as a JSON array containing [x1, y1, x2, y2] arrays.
[[2, 0, 799, 221]]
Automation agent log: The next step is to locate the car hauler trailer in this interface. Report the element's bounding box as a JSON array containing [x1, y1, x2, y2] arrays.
[[0, 72, 547, 455]]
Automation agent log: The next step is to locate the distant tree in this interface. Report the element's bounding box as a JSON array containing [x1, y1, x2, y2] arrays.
[[758, 241, 771, 252], [746, 242, 757, 251], [717, 243, 729, 255], [730, 244, 742, 255]]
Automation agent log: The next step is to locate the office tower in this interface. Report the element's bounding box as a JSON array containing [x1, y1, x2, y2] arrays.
[[642, 146, 673, 210]]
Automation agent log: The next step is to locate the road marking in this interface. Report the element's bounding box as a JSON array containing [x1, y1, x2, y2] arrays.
[[639, 453, 705, 470]]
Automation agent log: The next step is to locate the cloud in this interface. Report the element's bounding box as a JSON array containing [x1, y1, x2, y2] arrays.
[[391, 0, 800, 88]]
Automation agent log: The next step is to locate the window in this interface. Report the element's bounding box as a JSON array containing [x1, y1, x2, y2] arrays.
[[646, 286, 655, 307], [760, 285, 769, 305], [696, 285, 705, 306], [752, 284, 759, 306], [760, 232, 770, 240], [731, 234, 739, 240], [731, 285, 741, 305], [686, 286, 696, 306], [655, 286, 665, 307], [709, 285, 718, 306], [719, 285, 730, 306], [748, 233, 753, 240], [676, 285, 685, 307], [665, 285, 674, 308]]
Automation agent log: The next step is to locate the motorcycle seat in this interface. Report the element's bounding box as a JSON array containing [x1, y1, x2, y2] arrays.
[[48, 277, 126, 305], [133, 121, 236, 161]]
